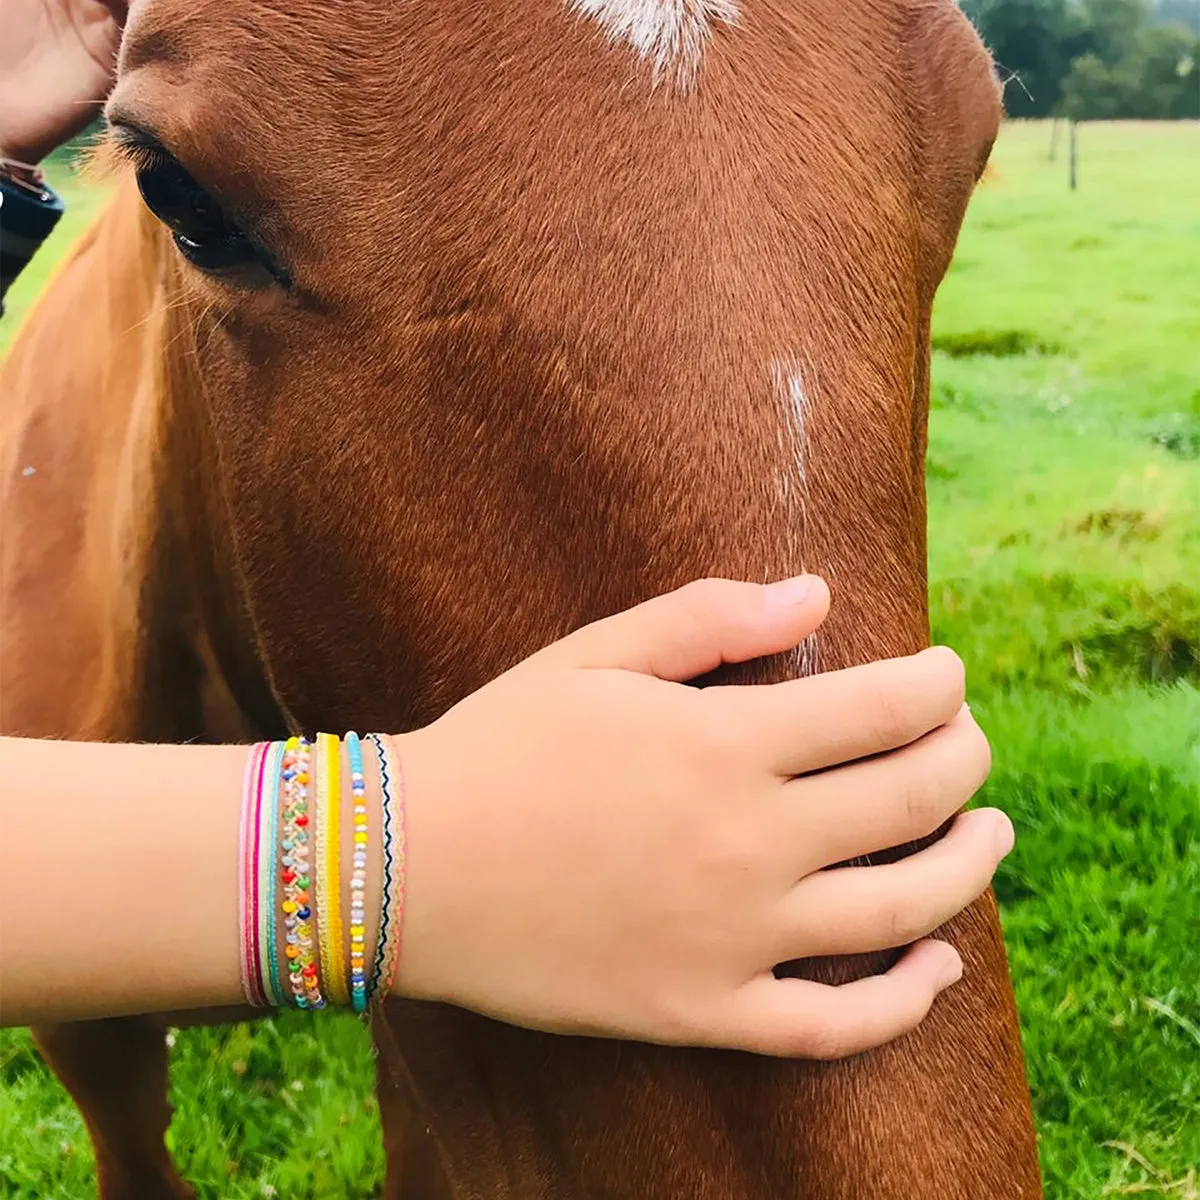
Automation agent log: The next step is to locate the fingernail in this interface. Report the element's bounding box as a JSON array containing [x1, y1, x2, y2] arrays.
[[938, 953, 964, 991], [994, 813, 1015, 858], [765, 575, 817, 607]]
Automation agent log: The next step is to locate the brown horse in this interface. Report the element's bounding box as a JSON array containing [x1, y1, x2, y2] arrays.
[[0, 0, 1040, 1195]]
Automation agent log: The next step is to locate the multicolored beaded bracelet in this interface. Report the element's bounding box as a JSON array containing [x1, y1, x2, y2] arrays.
[[281, 737, 324, 1009], [345, 732, 369, 1012], [239, 730, 407, 1013], [313, 734, 332, 1002]]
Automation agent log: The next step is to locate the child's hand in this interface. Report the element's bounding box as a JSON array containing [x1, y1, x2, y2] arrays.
[[394, 576, 1007, 1059], [0, 1, 126, 164]]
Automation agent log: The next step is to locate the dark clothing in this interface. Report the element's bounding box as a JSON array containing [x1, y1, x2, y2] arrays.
[[0, 170, 64, 313]]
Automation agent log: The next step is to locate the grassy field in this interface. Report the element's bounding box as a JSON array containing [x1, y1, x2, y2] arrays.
[[1, 121, 1197, 1198]]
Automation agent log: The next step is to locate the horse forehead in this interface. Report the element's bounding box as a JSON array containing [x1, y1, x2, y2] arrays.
[[117, 1, 898, 148], [122, 0, 343, 72], [121, 0, 739, 78], [112, 1, 960, 353]]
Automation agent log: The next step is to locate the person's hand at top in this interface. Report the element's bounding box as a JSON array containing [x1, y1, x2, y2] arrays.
[[0, 0, 127, 164]]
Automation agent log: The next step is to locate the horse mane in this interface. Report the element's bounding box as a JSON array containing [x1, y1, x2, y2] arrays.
[[93, 162, 186, 740], [1, 147, 227, 741]]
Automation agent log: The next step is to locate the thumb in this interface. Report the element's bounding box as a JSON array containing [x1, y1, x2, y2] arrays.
[[546, 576, 830, 681]]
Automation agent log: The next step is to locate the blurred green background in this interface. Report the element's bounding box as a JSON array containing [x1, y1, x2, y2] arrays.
[[2, 120, 1198, 1198]]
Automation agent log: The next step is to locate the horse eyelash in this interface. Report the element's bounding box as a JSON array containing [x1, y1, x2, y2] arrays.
[[104, 126, 171, 174]]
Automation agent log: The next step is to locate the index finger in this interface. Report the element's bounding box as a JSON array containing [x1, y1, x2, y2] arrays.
[[703, 645, 967, 777]]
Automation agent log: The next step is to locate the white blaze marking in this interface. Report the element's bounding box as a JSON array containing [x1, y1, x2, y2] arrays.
[[21, 465, 36, 477], [773, 355, 817, 678], [792, 634, 819, 678], [772, 356, 808, 487], [570, 0, 739, 86]]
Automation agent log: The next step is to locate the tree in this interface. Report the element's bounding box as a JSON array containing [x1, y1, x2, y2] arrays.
[[964, 0, 1200, 118], [1133, 23, 1200, 115], [962, 0, 1081, 116], [1077, 0, 1151, 65], [1060, 52, 1136, 117], [1060, 22, 1200, 116]]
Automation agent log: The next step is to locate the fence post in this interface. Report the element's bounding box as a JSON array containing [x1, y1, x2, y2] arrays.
[[1069, 121, 1078, 190]]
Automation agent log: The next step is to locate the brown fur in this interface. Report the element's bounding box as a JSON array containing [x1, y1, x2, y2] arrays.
[[0, 0, 1040, 1195]]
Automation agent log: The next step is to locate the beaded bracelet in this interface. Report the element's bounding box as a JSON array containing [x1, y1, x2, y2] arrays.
[[238, 730, 406, 1012], [313, 733, 332, 993], [281, 737, 324, 1009], [345, 732, 370, 1012]]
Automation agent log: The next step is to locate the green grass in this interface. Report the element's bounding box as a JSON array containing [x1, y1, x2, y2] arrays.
[[2, 122, 1198, 1198], [930, 120, 1200, 1198], [0, 1017, 381, 1199]]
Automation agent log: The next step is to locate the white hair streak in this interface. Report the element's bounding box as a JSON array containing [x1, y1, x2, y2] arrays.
[[570, 0, 740, 87]]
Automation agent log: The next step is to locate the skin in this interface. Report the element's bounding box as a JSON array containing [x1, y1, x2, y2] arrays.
[[0, 0, 125, 163], [1, 576, 1010, 1056]]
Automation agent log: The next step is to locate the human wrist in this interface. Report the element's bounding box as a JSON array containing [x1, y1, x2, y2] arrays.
[[232, 732, 408, 1012], [383, 728, 441, 1003], [0, 114, 44, 166], [0, 134, 50, 167], [0, 103, 79, 167]]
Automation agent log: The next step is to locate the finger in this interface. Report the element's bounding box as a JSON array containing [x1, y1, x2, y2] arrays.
[[776, 808, 1013, 958], [778, 707, 991, 871], [715, 939, 963, 1059], [540, 576, 831, 681], [708, 644, 967, 777]]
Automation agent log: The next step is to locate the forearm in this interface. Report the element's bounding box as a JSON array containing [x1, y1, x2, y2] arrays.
[[0, 736, 384, 1026]]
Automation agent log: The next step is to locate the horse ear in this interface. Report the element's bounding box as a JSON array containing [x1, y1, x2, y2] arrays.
[[904, 0, 1003, 293]]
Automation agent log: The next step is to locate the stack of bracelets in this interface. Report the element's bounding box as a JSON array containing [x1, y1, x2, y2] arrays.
[[237, 732, 406, 1014]]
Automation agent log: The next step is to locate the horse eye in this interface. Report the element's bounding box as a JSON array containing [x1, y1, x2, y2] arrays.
[[134, 155, 260, 274]]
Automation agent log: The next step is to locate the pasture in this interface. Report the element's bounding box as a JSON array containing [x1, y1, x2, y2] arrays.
[[1, 120, 1197, 1198]]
